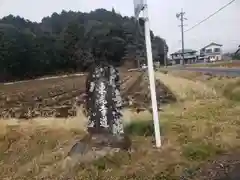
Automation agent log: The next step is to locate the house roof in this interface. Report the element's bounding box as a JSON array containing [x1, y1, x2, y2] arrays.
[[202, 42, 223, 49], [170, 49, 197, 55]]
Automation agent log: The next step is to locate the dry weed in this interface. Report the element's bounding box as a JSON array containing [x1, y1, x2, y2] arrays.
[[156, 72, 218, 101]]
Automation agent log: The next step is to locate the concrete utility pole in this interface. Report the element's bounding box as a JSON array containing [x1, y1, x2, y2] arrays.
[[133, 0, 161, 148], [176, 9, 187, 65], [143, 0, 161, 148], [164, 42, 168, 67]]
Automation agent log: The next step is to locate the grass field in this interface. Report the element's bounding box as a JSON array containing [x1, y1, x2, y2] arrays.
[[0, 70, 240, 179]]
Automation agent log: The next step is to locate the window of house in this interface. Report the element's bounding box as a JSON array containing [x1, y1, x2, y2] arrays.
[[205, 49, 212, 53], [214, 48, 221, 53]]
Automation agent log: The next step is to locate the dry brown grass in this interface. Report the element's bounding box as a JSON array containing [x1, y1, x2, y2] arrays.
[[161, 70, 240, 102], [0, 72, 239, 179], [156, 72, 218, 101]]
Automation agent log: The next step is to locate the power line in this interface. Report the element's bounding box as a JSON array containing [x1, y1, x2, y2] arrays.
[[184, 0, 236, 33]]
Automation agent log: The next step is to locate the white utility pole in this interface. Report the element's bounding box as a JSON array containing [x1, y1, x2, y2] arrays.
[[133, 0, 161, 148]]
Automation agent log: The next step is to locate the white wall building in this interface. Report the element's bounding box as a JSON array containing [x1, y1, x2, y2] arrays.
[[201, 42, 223, 62]]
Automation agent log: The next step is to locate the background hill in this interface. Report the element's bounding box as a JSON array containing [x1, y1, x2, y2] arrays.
[[0, 8, 168, 82]]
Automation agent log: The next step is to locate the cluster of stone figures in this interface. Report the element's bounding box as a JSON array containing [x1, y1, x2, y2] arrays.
[[68, 63, 131, 156]]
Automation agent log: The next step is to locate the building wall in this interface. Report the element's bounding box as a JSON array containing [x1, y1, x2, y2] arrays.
[[204, 45, 223, 62], [205, 45, 222, 55]]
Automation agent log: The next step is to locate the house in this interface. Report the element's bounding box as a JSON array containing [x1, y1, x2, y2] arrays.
[[170, 49, 198, 64], [200, 42, 223, 62]]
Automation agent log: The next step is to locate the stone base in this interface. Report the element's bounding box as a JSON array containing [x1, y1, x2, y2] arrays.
[[61, 133, 132, 171], [68, 133, 131, 157]]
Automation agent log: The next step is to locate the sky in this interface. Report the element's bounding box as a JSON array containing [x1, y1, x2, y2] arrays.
[[0, 0, 239, 53]]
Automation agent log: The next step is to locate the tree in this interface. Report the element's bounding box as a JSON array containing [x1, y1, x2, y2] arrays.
[[0, 9, 168, 82]]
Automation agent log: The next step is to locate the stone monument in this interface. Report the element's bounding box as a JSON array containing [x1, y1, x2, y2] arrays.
[[68, 62, 131, 157]]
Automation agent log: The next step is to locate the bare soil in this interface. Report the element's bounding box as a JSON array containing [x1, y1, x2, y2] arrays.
[[0, 71, 176, 119]]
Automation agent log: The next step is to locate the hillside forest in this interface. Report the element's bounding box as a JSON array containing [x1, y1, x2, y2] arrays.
[[0, 8, 168, 82]]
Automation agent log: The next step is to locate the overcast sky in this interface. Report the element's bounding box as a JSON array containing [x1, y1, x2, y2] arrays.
[[0, 0, 239, 53]]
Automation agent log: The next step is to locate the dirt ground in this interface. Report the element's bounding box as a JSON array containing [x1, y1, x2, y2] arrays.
[[0, 71, 176, 119], [0, 72, 134, 118]]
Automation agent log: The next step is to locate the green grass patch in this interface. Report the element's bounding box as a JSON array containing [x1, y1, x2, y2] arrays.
[[124, 120, 155, 137]]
